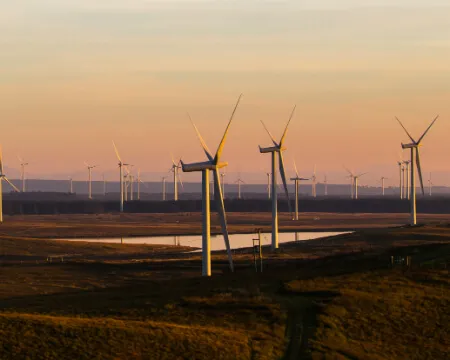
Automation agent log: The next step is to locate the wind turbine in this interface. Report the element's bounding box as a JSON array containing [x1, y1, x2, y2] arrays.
[[17, 156, 28, 192], [102, 174, 107, 196], [266, 172, 271, 199], [137, 169, 145, 200], [397, 160, 403, 199], [291, 160, 309, 221], [1, 147, 20, 222], [162, 176, 167, 201], [235, 178, 245, 199], [311, 165, 317, 198], [112, 141, 128, 212], [259, 106, 295, 250], [428, 172, 433, 196], [344, 167, 355, 199], [68, 177, 73, 194], [396, 115, 438, 225], [181, 94, 242, 276], [323, 175, 328, 196], [170, 156, 183, 201], [380, 176, 388, 196], [220, 172, 226, 199], [353, 172, 368, 199], [403, 160, 411, 200], [84, 162, 97, 199]]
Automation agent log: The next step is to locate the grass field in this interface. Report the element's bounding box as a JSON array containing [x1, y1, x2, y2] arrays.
[[0, 218, 449, 359]]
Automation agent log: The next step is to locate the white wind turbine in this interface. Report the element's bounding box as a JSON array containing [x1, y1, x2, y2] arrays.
[[344, 167, 367, 199], [161, 176, 167, 201], [266, 172, 271, 199], [311, 165, 317, 198], [68, 177, 73, 194], [259, 106, 295, 250], [137, 169, 146, 200], [397, 159, 403, 199], [235, 178, 245, 199], [84, 162, 97, 199], [396, 115, 438, 225], [0, 146, 20, 222], [428, 172, 433, 196], [291, 160, 310, 221], [181, 94, 242, 276], [323, 175, 328, 196], [170, 156, 183, 201], [380, 176, 388, 196], [112, 141, 128, 212], [17, 156, 28, 192], [403, 160, 411, 200]]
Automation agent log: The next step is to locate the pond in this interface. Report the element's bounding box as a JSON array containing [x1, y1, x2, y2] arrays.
[[61, 232, 347, 251]]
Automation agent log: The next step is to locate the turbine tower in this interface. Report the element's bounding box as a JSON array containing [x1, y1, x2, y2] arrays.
[[259, 106, 295, 250], [0, 146, 20, 222], [112, 141, 128, 212], [84, 162, 97, 200], [181, 94, 242, 276], [18, 156, 28, 192], [102, 174, 107, 196], [291, 160, 309, 221], [396, 115, 438, 225], [324, 175, 328, 196]]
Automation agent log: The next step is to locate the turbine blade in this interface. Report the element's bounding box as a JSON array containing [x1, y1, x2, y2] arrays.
[[187, 113, 214, 161], [416, 148, 425, 195], [4, 177, 19, 192], [417, 115, 439, 144], [84, 161, 90, 168], [395, 117, 416, 143], [213, 169, 234, 272], [215, 94, 242, 162], [279, 105, 296, 146], [279, 152, 292, 215], [260, 120, 278, 147], [112, 141, 122, 163], [293, 159, 299, 177], [178, 173, 184, 190], [356, 172, 368, 177], [17, 155, 23, 163], [343, 165, 353, 176]]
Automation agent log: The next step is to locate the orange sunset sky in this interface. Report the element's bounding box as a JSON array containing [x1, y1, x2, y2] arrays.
[[1, 1, 449, 184]]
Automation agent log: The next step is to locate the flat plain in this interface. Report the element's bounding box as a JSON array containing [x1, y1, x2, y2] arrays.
[[0, 213, 449, 359]]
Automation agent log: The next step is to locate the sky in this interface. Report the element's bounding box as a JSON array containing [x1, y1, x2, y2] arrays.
[[1, 0, 450, 185]]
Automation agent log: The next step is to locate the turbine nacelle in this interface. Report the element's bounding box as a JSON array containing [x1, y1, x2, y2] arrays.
[[259, 145, 285, 153], [181, 160, 228, 172], [401, 143, 420, 149]]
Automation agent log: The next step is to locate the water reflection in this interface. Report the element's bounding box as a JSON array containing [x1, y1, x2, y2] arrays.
[[62, 232, 346, 251]]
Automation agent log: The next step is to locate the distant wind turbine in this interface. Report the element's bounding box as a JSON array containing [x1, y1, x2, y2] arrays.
[[396, 115, 438, 225], [68, 177, 73, 194], [170, 156, 183, 201], [235, 178, 245, 199], [259, 106, 295, 249], [428, 172, 433, 196], [84, 162, 97, 200], [1, 146, 20, 222], [162, 176, 167, 201], [181, 94, 242, 276], [403, 160, 411, 200], [397, 158, 404, 199], [291, 160, 309, 221], [112, 141, 128, 212], [17, 156, 28, 192], [323, 175, 328, 196], [311, 165, 317, 198], [380, 176, 388, 196]]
